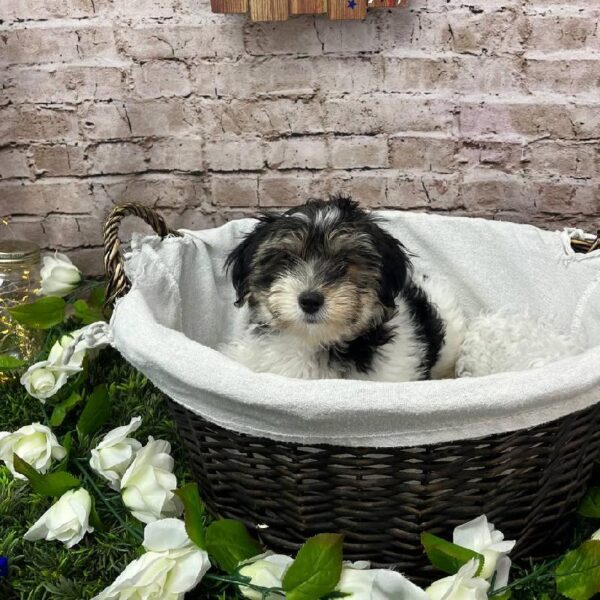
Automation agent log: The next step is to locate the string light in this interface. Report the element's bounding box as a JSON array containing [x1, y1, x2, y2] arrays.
[[0, 217, 42, 383]]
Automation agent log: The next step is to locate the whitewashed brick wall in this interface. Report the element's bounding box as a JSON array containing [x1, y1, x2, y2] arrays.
[[1, 0, 599, 273]]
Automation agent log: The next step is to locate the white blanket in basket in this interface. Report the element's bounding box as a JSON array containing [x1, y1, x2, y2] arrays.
[[108, 211, 600, 447]]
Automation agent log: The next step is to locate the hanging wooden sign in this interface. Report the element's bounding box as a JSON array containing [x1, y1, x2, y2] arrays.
[[250, 0, 289, 20], [212, 0, 407, 21], [211, 0, 248, 12], [289, 0, 326, 15]]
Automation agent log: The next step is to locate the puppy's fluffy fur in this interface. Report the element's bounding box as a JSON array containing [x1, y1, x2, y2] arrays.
[[457, 310, 582, 377], [223, 197, 465, 381]]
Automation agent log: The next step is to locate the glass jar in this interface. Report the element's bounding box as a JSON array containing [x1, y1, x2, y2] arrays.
[[0, 240, 42, 380]]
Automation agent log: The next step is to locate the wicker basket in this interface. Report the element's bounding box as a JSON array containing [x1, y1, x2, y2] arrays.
[[104, 203, 600, 582]]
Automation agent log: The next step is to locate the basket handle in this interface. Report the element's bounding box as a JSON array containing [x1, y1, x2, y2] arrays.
[[104, 203, 181, 307], [571, 230, 600, 254]]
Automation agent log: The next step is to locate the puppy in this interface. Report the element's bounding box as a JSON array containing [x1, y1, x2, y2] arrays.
[[223, 196, 465, 381]]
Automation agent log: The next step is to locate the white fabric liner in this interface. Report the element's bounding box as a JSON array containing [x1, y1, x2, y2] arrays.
[[109, 211, 600, 448]]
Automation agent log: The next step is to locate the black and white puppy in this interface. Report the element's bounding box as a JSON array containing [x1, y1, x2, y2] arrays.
[[223, 196, 465, 381]]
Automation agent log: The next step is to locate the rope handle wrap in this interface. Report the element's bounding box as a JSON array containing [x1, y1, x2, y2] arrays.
[[572, 230, 600, 254], [104, 203, 181, 307]]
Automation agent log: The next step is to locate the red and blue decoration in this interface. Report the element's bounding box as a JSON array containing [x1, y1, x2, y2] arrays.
[[347, 0, 357, 7]]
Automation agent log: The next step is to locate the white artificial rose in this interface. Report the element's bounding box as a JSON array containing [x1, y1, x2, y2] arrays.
[[426, 560, 490, 600], [20, 328, 91, 402], [93, 518, 211, 600], [40, 252, 81, 297], [53, 325, 109, 367], [20, 362, 71, 401], [120, 437, 182, 523], [90, 417, 143, 490], [0, 423, 66, 479], [453, 515, 515, 588], [24, 488, 94, 548], [238, 556, 429, 600], [238, 552, 293, 600], [49, 328, 88, 369], [336, 561, 429, 600]]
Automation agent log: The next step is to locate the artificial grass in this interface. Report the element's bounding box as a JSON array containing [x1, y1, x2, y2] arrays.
[[0, 349, 241, 600], [0, 347, 597, 599]]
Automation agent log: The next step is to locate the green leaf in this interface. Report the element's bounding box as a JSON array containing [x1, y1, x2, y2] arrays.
[[8, 296, 66, 330], [62, 431, 74, 455], [556, 540, 600, 600], [55, 431, 74, 471], [282, 533, 344, 600], [73, 299, 104, 325], [89, 495, 105, 532], [89, 286, 106, 307], [421, 532, 484, 576], [13, 454, 81, 497], [579, 488, 600, 519], [49, 391, 83, 427], [205, 520, 263, 573], [0, 354, 26, 371], [174, 483, 207, 550], [77, 384, 111, 439]]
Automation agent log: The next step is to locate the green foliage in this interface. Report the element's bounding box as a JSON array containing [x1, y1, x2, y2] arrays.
[[77, 384, 111, 439], [175, 482, 207, 550], [0, 355, 26, 370], [282, 533, 344, 600], [556, 540, 600, 600], [13, 454, 81, 497], [421, 531, 484, 576], [61, 431, 74, 462], [206, 520, 263, 573], [88, 286, 106, 308], [0, 350, 189, 600], [0, 465, 143, 600], [8, 297, 66, 330], [88, 495, 105, 533], [50, 391, 83, 427], [73, 299, 104, 325], [578, 488, 600, 519]]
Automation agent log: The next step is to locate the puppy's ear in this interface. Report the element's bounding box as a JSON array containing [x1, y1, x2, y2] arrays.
[[371, 226, 411, 308], [225, 214, 276, 306]]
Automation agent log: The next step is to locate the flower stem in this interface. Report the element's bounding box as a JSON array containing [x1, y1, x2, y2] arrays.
[[40, 403, 49, 426], [204, 573, 285, 598], [489, 558, 561, 597], [74, 458, 143, 543]]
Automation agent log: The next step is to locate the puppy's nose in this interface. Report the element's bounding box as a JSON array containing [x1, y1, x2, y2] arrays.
[[298, 291, 324, 314]]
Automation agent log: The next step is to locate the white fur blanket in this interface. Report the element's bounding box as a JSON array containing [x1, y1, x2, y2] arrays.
[[457, 311, 583, 378]]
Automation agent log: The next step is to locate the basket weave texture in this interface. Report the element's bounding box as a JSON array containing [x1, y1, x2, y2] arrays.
[[168, 400, 600, 580], [104, 203, 600, 581]]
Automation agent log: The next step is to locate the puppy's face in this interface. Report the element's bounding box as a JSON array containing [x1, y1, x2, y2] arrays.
[[226, 197, 410, 346]]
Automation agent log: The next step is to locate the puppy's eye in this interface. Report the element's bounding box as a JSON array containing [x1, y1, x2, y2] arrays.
[[335, 263, 349, 277], [256, 251, 296, 271], [274, 251, 300, 270], [324, 262, 348, 283]]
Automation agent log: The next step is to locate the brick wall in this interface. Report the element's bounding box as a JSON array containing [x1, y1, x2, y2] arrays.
[[1, 0, 599, 274]]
